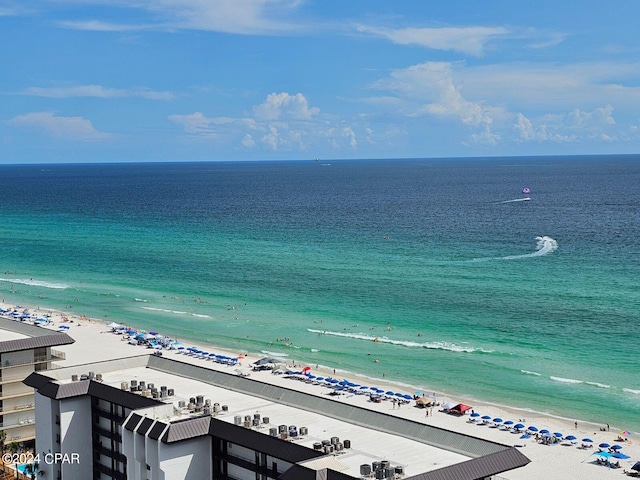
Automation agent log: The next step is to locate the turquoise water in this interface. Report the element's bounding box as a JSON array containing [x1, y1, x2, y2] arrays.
[[1, 156, 639, 431]]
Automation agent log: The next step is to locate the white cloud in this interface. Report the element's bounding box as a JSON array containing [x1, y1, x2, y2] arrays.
[[253, 92, 319, 121], [7, 112, 110, 141], [514, 106, 617, 143], [56, 0, 305, 35], [357, 25, 508, 56], [374, 62, 502, 143], [22, 85, 175, 101], [169, 92, 357, 152]]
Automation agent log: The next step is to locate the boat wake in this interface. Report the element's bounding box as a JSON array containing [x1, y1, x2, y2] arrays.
[[499, 197, 531, 203], [499, 236, 558, 260], [466, 236, 558, 263]]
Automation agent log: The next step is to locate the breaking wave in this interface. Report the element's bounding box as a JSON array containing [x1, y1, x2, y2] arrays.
[[141, 306, 211, 319], [521, 370, 542, 376], [307, 329, 492, 353], [0, 277, 69, 289]]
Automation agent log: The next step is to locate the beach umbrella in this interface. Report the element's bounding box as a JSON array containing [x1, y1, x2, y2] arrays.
[[481, 415, 491, 420], [621, 430, 632, 435], [610, 444, 622, 450], [527, 426, 538, 432], [514, 423, 525, 430], [553, 432, 563, 438], [386, 391, 395, 396], [598, 443, 610, 448], [503, 420, 514, 425], [415, 390, 423, 395], [493, 418, 503, 424], [631, 461, 640, 471], [582, 438, 594, 443], [565, 435, 577, 441], [612, 452, 630, 459], [594, 451, 612, 458], [470, 413, 480, 418], [539, 429, 550, 435], [403, 394, 412, 400]]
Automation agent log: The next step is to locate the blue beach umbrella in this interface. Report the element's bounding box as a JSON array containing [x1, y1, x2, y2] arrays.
[[493, 418, 503, 423], [582, 438, 594, 443], [403, 394, 412, 400], [386, 391, 395, 395], [594, 451, 612, 458], [565, 435, 577, 441], [527, 426, 538, 432], [613, 453, 630, 459], [539, 429, 550, 435], [610, 444, 622, 450], [598, 443, 610, 448], [553, 432, 563, 438], [503, 420, 514, 425], [481, 415, 492, 420], [514, 423, 525, 430], [470, 413, 480, 418]]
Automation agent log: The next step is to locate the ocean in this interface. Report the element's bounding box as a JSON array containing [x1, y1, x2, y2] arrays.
[[1, 156, 639, 432]]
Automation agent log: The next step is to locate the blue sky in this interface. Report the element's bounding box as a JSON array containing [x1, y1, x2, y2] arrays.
[[2, 1, 640, 163]]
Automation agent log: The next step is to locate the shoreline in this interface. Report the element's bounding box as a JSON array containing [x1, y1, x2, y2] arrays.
[[0, 300, 625, 437], [4, 302, 639, 480]]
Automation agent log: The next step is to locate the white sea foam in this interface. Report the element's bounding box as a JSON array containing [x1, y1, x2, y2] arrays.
[[0, 277, 69, 289], [501, 236, 558, 260], [585, 381, 611, 389], [499, 197, 532, 203], [623, 388, 640, 395], [307, 329, 492, 353], [134, 298, 149, 303], [550, 376, 583, 384], [521, 370, 542, 376], [260, 350, 289, 358], [141, 306, 211, 319]]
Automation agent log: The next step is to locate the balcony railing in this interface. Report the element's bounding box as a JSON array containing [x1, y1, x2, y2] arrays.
[[0, 402, 35, 415], [1, 350, 66, 370]]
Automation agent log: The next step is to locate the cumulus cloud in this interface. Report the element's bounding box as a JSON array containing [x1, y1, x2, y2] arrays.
[[7, 112, 110, 141], [514, 106, 617, 143], [253, 92, 319, 121], [170, 92, 357, 152], [357, 25, 508, 56], [22, 85, 175, 101], [374, 62, 502, 144]]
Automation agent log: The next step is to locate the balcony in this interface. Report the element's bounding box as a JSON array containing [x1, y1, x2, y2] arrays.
[[0, 349, 66, 370], [0, 417, 35, 430], [0, 402, 35, 415]]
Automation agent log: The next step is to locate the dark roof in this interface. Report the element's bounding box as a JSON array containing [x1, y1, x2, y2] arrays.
[[404, 447, 530, 480], [162, 415, 211, 443], [148, 421, 168, 440], [278, 464, 354, 480], [124, 414, 143, 432], [0, 332, 74, 353], [208, 419, 323, 464], [137, 417, 154, 436], [23, 372, 161, 409]]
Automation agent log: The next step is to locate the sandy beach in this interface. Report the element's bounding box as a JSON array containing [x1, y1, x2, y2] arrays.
[[4, 303, 639, 480]]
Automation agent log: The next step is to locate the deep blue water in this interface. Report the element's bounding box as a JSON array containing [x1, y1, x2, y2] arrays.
[[1, 155, 639, 431]]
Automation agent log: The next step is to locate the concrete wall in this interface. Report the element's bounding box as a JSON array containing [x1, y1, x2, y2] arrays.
[[59, 396, 93, 479], [158, 436, 211, 480]]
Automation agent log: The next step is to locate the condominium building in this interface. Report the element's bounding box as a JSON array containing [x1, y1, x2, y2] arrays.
[[25, 354, 529, 480], [0, 315, 74, 443]]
